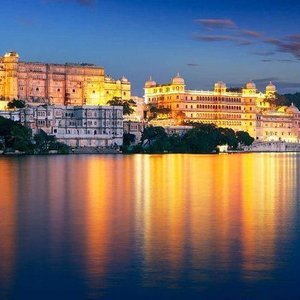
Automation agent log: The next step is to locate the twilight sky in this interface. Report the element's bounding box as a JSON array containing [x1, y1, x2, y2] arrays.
[[1, 0, 300, 95]]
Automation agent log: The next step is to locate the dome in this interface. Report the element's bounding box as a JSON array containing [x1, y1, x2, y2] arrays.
[[246, 80, 256, 89], [121, 76, 129, 83], [286, 103, 300, 114], [105, 75, 113, 82], [214, 81, 226, 89], [4, 51, 19, 58], [145, 76, 156, 88], [266, 81, 276, 92], [171, 73, 185, 85]]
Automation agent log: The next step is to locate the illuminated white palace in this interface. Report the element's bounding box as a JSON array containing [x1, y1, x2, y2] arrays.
[[144, 74, 300, 142]]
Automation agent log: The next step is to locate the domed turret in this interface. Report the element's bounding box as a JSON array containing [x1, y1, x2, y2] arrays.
[[246, 80, 256, 90], [171, 73, 185, 85], [214, 81, 227, 93], [214, 81, 226, 89], [105, 75, 113, 82], [121, 76, 129, 83], [4, 51, 19, 58], [145, 76, 156, 88], [266, 81, 276, 92]]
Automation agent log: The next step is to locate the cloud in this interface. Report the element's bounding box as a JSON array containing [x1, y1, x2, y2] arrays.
[[252, 77, 279, 83], [187, 63, 200, 67], [193, 34, 236, 42], [192, 34, 252, 46], [261, 58, 298, 63], [193, 17, 300, 61], [43, 0, 95, 6], [286, 34, 300, 42], [252, 51, 275, 57], [277, 59, 297, 63], [264, 37, 300, 59], [238, 30, 262, 38], [195, 18, 236, 29]]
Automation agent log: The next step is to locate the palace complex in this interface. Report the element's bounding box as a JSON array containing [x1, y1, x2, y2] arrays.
[[144, 74, 300, 142], [0, 52, 131, 105], [1, 50, 300, 146]]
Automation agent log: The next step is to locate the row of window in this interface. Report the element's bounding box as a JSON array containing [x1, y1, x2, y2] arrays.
[[188, 113, 243, 119], [149, 96, 242, 102], [186, 112, 243, 120], [56, 129, 120, 135], [263, 123, 292, 128], [151, 86, 184, 93], [178, 104, 243, 111], [198, 120, 243, 126], [266, 131, 292, 136]]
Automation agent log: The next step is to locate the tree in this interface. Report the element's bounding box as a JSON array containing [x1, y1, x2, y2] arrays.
[[236, 131, 254, 146], [0, 116, 33, 152], [34, 130, 70, 154], [7, 99, 26, 109], [141, 126, 167, 147], [10, 124, 33, 152], [34, 130, 56, 153], [219, 127, 238, 149], [0, 137, 4, 150], [123, 133, 136, 146], [107, 97, 135, 115], [149, 106, 171, 119], [227, 87, 242, 93]]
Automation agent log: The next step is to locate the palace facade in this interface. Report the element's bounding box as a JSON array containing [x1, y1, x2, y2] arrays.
[[144, 75, 300, 142], [0, 51, 131, 105], [0, 104, 123, 147]]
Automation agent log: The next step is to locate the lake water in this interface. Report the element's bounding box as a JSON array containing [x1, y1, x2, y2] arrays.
[[0, 153, 300, 299]]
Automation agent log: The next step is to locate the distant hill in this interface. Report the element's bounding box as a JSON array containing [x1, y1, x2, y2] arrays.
[[275, 93, 300, 108]]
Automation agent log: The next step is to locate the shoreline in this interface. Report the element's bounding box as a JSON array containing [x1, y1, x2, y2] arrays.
[[2, 150, 300, 156]]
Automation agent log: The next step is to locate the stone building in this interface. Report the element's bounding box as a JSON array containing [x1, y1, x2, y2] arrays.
[[256, 104, 300, 143], [0, 104, 123, 147], [144, 75, 300, 142], [0, 51, 131, 105]]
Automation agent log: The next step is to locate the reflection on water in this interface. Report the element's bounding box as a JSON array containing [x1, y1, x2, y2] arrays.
[[0, 154, 300, 299], [0, 160, 17, 299]]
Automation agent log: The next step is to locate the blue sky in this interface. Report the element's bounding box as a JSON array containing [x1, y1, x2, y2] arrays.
[[1, 0, 300, 95]]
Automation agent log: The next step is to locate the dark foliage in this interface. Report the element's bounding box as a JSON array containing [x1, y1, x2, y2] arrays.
[[0, 117, 69, 154], [7, 99, 26, 109], [126, 123, 255, 154], [107, 97, 135, 115]]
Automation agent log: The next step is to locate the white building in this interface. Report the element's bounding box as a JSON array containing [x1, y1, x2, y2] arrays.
[[0, 104, 123, 148]]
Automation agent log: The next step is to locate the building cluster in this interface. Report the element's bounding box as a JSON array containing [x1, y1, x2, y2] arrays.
[[0, 50, 300, 149], [0, 52, 131, 105], [144, 74, 300, 143], [0, 104, 123, 147]]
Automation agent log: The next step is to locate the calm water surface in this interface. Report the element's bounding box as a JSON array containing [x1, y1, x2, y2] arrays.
[[0, 154, 300, 299]]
